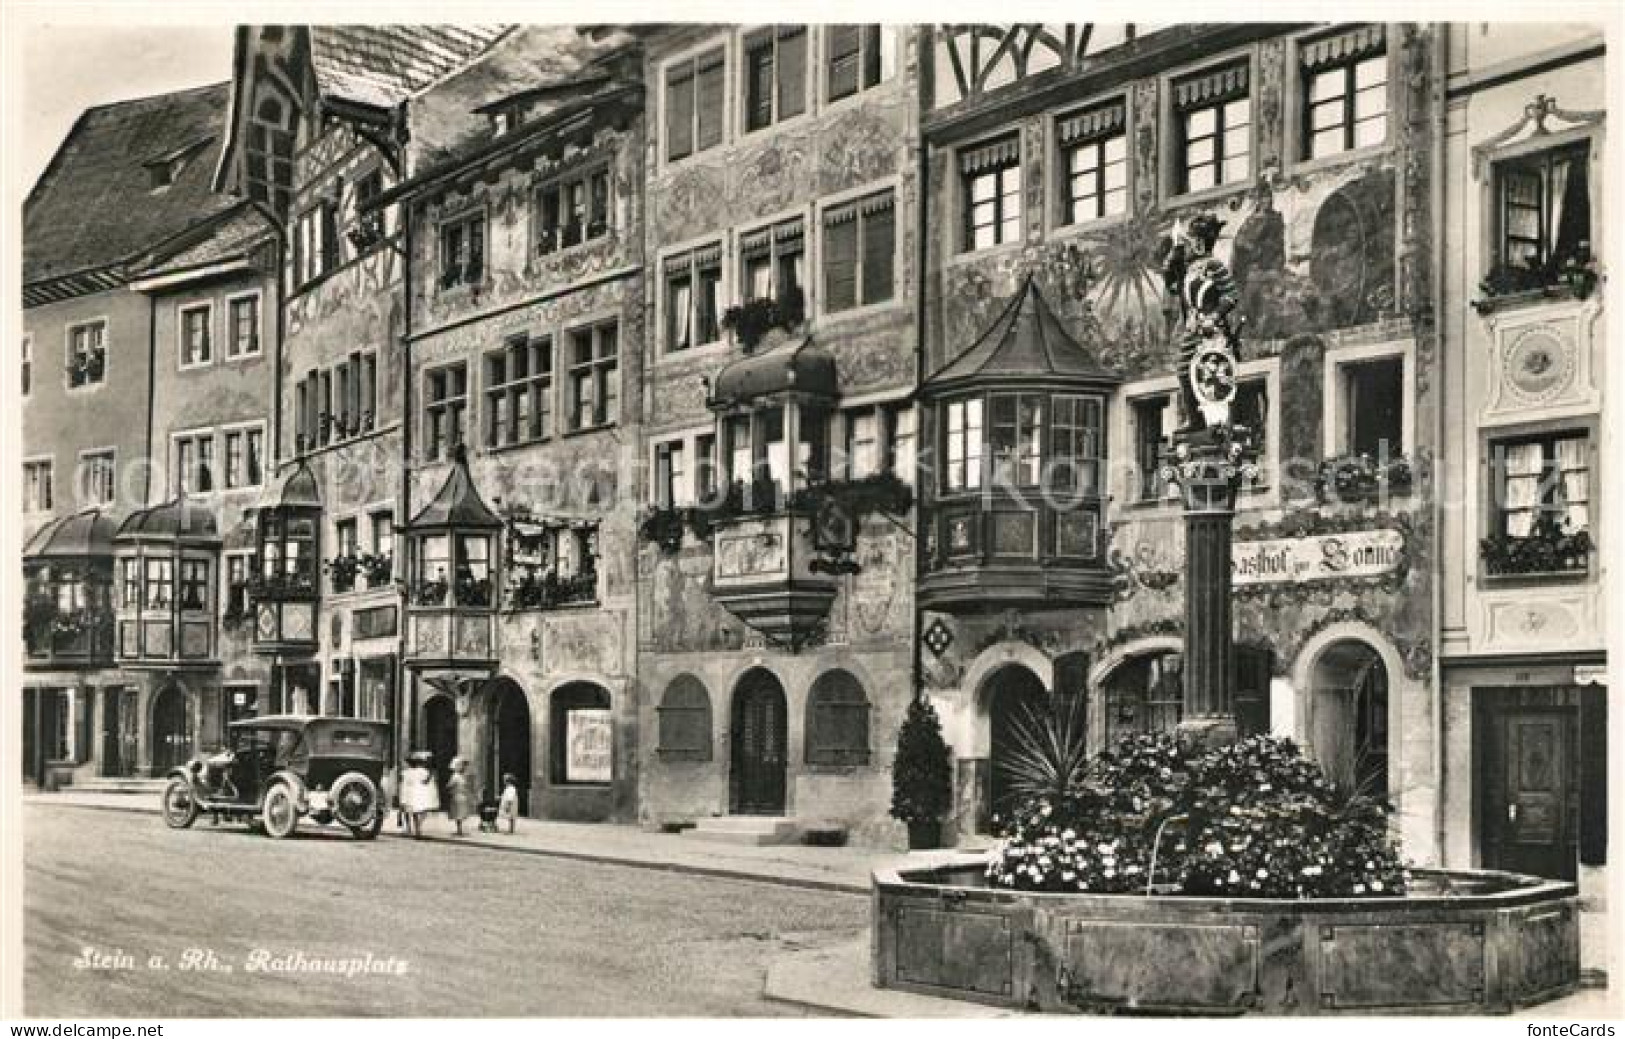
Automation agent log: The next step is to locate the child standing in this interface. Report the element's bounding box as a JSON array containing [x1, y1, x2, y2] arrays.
[[446, 757, 476, 836], [497, 773, 520, 834]]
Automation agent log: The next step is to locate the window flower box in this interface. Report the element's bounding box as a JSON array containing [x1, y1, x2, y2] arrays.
[[721, 287, 806, 351], [504, 568, 597, 612], [1480, 516, 1593, 577], [1315, 453, 1413, 502], [325, 553, 360, 593]]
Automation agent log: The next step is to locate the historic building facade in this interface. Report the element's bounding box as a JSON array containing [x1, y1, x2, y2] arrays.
[[21, 83, 273, 785], [914, 24, 1445, 854], [1435, 22, 1607, 976], [632, 25, 922, 842], [384, 27, 647, 820]]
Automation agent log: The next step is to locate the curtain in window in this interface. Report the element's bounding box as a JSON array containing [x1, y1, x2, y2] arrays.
[[1502, 442, 1543, 537], [1556, 436, 1589, 530]]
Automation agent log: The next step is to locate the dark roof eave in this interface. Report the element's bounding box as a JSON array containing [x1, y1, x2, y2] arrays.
[[918, 370, 1124, 399], [369, 83, 642, 211]]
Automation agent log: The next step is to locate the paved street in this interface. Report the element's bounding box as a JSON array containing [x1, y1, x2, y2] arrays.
[[23, 804, 869, 1017]]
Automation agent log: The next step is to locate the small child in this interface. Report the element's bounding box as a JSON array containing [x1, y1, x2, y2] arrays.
[[497, 773, 520, 834]]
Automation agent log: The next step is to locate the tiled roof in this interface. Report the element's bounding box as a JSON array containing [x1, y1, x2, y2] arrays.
[[24, 82, 239, 285], [310, 25, 511, 108], [921, 275, 1121, 394], [136, 207, 274, 278], [408, 449, 502, 531], [23, 510, 118, 560]]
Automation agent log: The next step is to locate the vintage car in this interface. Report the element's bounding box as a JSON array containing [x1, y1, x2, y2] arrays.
[[161, 715, 390, 839]]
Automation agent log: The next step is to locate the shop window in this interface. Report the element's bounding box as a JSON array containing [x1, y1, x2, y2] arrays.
[[424, 363, 468, 461], [960, 134, 1021, 252], [805, 670, 870, 766], [24, 459, 53, 512], [226, 294, 261, 358], [567, 321, 619, 431], [663, 243, 723, 353], [1300, 25, 1387, 159], [438, 211, 485, 290], [179, 303, 212, 368], [665, 48, 725, 161], [1173, 61, 1251, 194], [67, 320, 107, 388], [743, 26, 808, 133], [656, 675, 712, 761], [826, 26, 893, 102], [485, 335, 553, 447], [740, 218, 804, 305], [1338, 356, 1403, 458], [1104, 651, 1184, 742], [551, 684, 612, 785], [78, 449, 116, 507], [536, 168, 611, 254], [1493, 141, 1592, 285], [1059, 99, 1128, 225], [822, 190, 895, 313]]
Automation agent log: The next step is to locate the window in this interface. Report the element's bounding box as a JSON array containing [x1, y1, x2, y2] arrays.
[[1493, 432, 1590, 539], [223, 427, 264, 489], [823, 190, 895, 312], [743, 26, 808, 133], [1133, 395, 1175, 501], [1059, 99, 1128, 225], [224, 553, 250, 617], [1048, 395, 1104, 495], [665, 48, 725, 161], [536, 168, 611, 254], [78, 449, 116, 506], [370, 510, 394, 558], [741, 218, 804, 304], [295, 378, 310, 452], [24, 459, 53, 512], [67, 321, 107, 388], [424, 364, 468, 461], [567, 321, 619, 431], [655, 440, 688, 507], [943, 398, 984, 491], [1495, 141, 1592, 278], [961, 135, 1021, 251], [1174, 62, 1251, 194], [351, 169, 385, 248], [225, 294, 261, 358], [144, 558, 173, 610], [832, 401, 913, 482], [174, 432, 216, 495], [656, 675, 712, 761], [180, 559, 210, 611], [1231, 377, 1270, 486], [319, 369, 334, 445], [550, 685, 612, 785], [663, 243, 723, 352], [22, 336, 31, 397], [826, 26, 893, 102], [439, 212, 485, 289], [485, 335, 553, 447], [179, 304, 212, 367], [988, 393, 1044, 487], [1340, 357, 1403, 458], [292, 200, 339, 287], [335, 518, 359, 558], [1300, 26, 1387, 160], [696, 433, 718, 501], [805, 670, 870, 765]]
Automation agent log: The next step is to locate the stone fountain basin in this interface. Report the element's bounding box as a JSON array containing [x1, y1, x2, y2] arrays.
[[872, 855, 1578, 1015]]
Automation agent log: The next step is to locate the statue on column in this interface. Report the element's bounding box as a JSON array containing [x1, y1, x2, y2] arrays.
[[1162, 214, 1242, 433]]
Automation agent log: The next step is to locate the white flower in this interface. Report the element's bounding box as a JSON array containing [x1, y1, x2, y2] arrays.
[[1062, 829, 1076, 841], [1255, 868, 1269, 879], [1372, 880, 1384, 892], [1205, 841, 1224, 857], [1227, 870, 1241, 884], [1352, 883, 1366, 894]]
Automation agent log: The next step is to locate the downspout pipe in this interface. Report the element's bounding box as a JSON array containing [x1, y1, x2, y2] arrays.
[[395, 195, 414, 766], [1427, 22, 1449, 869]]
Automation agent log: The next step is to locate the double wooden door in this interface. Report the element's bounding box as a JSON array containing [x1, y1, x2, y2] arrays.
[[731, 673, 786, 815]]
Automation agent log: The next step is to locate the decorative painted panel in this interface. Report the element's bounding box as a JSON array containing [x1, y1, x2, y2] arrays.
[[143, 621, 172, 658], [543, 611, 625, 678], [1479, 301, 1602, 425], [714, 517, 791, 584], [1482, 592, 1594, 650]]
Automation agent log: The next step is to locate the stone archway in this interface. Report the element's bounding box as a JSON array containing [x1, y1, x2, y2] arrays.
[[485, 676, 532, 816], [1306, 639, 1390, 802], [980, 663, 1050, 833], [150, 682, 190, 772], [729, 668, 787, 816]]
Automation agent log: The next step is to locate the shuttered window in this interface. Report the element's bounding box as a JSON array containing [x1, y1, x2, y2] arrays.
[[805, 670, 871, 766], [666, 48, 725, 162], [822, 190, 895, 313], [657, 675, 712, 761], [744, 27, 808, 132], [827, 25, 890, 101]]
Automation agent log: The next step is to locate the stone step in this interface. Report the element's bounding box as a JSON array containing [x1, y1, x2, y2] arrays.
[[68, 778, 169, 795], [684, 816, 801, 846]]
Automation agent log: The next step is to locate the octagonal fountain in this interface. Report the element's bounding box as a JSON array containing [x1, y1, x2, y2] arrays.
[[872, 854, 1578, 1015]]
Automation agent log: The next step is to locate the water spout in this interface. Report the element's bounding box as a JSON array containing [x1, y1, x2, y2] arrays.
[[1146, 814, 1188, 897]]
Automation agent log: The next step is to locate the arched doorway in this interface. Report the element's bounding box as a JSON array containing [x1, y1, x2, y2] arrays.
[[150, 684, 190, 772], [730, 669, 787, 815], [984, 664, 1051, 831], [486, 678, 532, 815], [1309, 640, 1389, 803], [423, 695, 459, 794]]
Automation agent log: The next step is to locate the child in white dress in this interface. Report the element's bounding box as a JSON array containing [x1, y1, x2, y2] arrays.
[[497, 773, 520, 834]]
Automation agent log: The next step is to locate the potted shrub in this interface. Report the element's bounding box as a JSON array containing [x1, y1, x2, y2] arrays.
[[890, 695, 953, 850]]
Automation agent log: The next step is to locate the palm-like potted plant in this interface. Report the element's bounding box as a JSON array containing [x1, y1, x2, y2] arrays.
[[890, 695, 953, 850]]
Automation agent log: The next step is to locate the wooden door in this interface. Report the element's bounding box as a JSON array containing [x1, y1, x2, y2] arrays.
[[1483, 704, 1578, 881], [151, 686, 190, 772], [731, 674, 786, 815], [101, 689, 122, 776]]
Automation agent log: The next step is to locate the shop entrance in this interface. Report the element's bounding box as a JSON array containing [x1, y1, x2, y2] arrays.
[[102, 688, 138, 777], [730, 669, 787, 815], [486, 677, 532, 815], [150, 684, 190, 772]]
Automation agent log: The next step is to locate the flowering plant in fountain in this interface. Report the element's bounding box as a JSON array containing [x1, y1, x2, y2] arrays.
[[986, 725, 1408, 899]]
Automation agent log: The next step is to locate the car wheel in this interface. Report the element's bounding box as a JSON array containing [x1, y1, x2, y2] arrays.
[[331, 772, 380, 834], [161, 778, 198, 829], [261, 783, 299, 839]]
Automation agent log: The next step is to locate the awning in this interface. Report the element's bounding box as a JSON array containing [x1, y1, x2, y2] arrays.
[[1301, 24, 1385, 72], [114, 498, 222, 547], [23, 509, 118, 560], [708, 334, 839, 409]]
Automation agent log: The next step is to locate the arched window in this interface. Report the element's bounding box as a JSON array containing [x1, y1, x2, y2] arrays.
[[550, 683, 612, 785], [805, 670, 870, 765], [1103, 651, 1183, 742], [657, 675, 712, 761], [1310, 640, 1389, 802]]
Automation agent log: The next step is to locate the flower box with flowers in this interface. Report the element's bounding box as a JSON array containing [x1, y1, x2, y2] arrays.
[[1315, 453, 1413, 503], [1480, 514, 1592, 577], [1472, 249, 1598, 314], [357, 551, 393, 588], [504, 568, 597, 612], [325, 554, 361, 593], [720, 288, 805, 351]]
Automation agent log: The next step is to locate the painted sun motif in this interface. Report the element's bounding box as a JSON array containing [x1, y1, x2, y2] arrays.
[[1077, 207, 1173, 351]]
